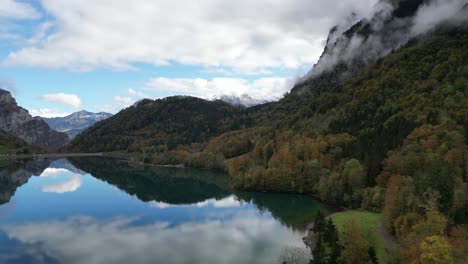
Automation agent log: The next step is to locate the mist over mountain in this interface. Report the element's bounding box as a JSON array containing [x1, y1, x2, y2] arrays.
[[218, 94, 268, 107], [44, 111, 112, 139], [302, 0, 468, 82]]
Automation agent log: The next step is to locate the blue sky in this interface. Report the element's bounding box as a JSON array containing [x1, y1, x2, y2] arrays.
[[0, 0, 378, 117]]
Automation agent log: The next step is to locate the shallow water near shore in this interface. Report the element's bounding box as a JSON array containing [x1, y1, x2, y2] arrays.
[[0, 157, 333, 264]]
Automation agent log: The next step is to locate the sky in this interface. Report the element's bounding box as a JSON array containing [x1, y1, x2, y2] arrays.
[[0, 0, 379, 117]]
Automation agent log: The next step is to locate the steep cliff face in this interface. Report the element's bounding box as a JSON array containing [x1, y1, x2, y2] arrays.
[[304, 0, 428, 80], [292, 0, 467, 98], [0, 89, 69, 151]]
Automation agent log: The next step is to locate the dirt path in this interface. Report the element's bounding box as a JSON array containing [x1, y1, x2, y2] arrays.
[[378, 220, 395, 248]]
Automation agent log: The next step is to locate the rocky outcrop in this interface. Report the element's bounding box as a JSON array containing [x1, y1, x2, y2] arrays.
[[0, 89, 69, 151]]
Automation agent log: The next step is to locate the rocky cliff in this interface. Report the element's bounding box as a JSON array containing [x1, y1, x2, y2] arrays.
[[0, 89, 69, 151]]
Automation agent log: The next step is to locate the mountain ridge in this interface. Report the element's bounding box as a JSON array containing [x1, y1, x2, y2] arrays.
[[44, 110, 112, 139], [64, 96, 247, 153]]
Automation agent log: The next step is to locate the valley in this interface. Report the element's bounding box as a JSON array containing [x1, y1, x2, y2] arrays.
[[0, 0, 466, 263]]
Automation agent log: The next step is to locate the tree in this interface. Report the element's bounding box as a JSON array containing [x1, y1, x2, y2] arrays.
[[341, 219, 371, 264], [419, 236, 454, 264], [325, 218, 341, 264], [313, 211, 326, 234], [414, 159, 458, 212], [312, 234, 326, 264], [311, 210, 327, 263], [342, 159, 366, 207], [368, 247, 378, 264], [412, 192, 447, 237]]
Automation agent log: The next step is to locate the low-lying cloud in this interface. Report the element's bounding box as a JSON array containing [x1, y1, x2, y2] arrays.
[[412, 0, 468, 35], [145, 77, 295, 102], [305, 0, 468, 79], [29, 108, 71, 118]]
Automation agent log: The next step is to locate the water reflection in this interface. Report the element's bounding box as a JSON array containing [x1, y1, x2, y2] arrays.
[[0, 157, 333, 264], [148, 195, 243, 209], [0, 158, 53, 205], [40, 175, 83, 194], [69, 157, 231, 205]]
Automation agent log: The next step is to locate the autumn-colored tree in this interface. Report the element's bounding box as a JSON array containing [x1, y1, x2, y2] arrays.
[[393, 212, 423, 240], [341, 219, 371, 264], [448, 226, 468, 264], [383, 176, 417, 232], [412, 192, 447, 237], [419, 236, 453, 264]]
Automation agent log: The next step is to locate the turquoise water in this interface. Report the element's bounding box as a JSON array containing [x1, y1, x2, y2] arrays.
[[0, 157, 331, 264]]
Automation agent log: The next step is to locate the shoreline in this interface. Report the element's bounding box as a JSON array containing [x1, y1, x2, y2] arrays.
[[302, 211, 346, 248], [33, 153, 104, 158]]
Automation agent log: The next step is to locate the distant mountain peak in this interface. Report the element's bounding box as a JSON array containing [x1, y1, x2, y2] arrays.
[[43, 110, 113, 139]]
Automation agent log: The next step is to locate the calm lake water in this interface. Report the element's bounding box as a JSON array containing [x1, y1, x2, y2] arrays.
[[0, 157, 332, 264]]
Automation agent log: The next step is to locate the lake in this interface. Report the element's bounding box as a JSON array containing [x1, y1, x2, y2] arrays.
[[0, 157, 332, 264]]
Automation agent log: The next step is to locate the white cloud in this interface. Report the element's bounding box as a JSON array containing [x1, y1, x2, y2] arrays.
[[29, 108, 70, 118], [0, 0, 40, 19], [145, 77, 295, 101], [127, 88, 148, 99], [411, 0, 467, 35], [95, 95, 135, 113], [2, 0, 379, 71], [113, 96, 134, 107], [38, 93, 82, 108], [40, 175, 83, 193]]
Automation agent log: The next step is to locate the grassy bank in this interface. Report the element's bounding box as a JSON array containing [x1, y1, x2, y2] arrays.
[[332, 210, 392, 263]]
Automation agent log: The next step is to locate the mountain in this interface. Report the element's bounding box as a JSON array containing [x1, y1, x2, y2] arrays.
[[44, 110, 112, 139], [64, 96, 247, 153], [0, 89, 69, 151]]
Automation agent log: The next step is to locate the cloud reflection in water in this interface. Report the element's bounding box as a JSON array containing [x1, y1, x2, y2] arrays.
[[40, 175, 83, 194], [0, 212, 306, 264]]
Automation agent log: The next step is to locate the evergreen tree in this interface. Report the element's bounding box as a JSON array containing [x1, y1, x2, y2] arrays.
[[325, 218, 342, 264], [313, 210, 326, 234], [312, 234, 326, 264], [368, 247, 378, 264]]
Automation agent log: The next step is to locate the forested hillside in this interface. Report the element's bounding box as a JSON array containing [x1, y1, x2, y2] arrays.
[[65, 96, 247, 153], [0, 130, 38, 155]]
